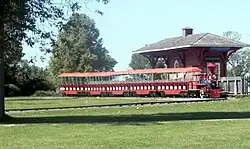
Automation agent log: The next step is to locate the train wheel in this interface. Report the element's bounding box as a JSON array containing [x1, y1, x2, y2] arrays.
[[123, 92, 129, 97], [130, 92, 137, 97], [180, 92, 187, 98], [149, 91, 155, 97], [107, 92, 112, 97], [159, 91, 165, 97], [100, 92, 105, 97], [87, 92, 91, 97]]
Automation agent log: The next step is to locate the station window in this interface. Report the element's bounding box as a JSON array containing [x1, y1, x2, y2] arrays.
[[174, 59, 180, 68]]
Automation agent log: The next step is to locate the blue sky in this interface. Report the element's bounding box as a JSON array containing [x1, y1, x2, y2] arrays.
[[23, 0, 250, 71]]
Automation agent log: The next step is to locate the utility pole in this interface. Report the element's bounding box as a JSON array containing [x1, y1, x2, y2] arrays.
[[0, 1, 5, 120]]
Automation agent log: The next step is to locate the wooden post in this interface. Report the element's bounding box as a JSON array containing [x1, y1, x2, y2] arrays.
[[240, 77, 243, 95], [0, 2, 4, 120], [226, 78, 229, 93], [234, 78, 237, 96]]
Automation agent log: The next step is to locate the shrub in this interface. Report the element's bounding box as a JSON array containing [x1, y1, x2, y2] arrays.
[[31, 90, 61, 97], [4, 84, 21, 97]]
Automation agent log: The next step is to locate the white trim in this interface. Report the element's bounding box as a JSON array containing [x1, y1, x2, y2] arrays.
[[132, 45, 192, 54]]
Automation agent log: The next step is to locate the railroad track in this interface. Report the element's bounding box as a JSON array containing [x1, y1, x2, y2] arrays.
[[6, 98, 228, 113]]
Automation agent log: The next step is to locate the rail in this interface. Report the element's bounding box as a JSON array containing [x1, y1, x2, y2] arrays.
[[6, 98, 227, 113]]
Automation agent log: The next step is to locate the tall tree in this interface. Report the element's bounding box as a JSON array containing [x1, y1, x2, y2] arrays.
[[49, 13, 117, 76], [223, 31, 250, 77], [129, 54, 151, 69], [0, 0, 110, 120], [129, 54, 167, 70]]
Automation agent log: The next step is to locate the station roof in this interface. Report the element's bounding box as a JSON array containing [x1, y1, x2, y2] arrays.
[[59, 67, 201, 77], [133, 28, 249, 54]]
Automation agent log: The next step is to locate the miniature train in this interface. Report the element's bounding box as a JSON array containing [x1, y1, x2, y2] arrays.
[[58, 63, 227, 98]]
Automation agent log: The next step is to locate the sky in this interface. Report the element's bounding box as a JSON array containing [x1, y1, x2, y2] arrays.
[[23, 0, 250, 71]]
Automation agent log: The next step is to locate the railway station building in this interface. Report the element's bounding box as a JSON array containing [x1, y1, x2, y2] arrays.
[[132, 27, 249, 77]]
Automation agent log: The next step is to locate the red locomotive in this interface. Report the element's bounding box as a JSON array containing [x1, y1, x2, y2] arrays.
[[58, 63, 226, 98]]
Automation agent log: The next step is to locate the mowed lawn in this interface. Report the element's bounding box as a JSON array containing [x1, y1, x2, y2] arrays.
[[5, 97, 160, 110], [1, 97, 250, 149]]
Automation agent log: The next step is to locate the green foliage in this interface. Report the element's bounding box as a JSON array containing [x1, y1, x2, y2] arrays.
[[31, 90, 60, 97], [4, 84, 21, 97], [49, 13, 117, 76], [4, 59, 54, 97], [129, 54, 151, 69], [223, 31, 250, 77], [227, 49, 250, 77], [129, 54, 167, 70]]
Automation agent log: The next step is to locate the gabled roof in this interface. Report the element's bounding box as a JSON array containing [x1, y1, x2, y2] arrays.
[[133, 32, 250, 54]]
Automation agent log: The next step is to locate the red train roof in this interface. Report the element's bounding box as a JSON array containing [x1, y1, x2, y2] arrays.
[[59, 67, 201, 77]]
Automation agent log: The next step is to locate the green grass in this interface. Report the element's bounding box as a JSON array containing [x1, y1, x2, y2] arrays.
[[1, 121, 250, 149], [5, 97, 159, 110], [1, 97, 250, 149]]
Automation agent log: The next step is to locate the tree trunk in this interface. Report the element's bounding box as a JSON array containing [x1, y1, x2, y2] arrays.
[[0, 1, 5, 119]]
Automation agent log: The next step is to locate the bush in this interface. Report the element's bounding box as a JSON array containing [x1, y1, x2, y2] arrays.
[[32, 90, 61, 97], [4, 84, 21, 97]]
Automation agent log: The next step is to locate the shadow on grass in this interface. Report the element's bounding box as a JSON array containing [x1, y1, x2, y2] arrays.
[[2, 112, 250, 124]]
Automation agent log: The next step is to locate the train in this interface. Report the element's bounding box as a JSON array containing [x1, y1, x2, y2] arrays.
[[58, 63, 227, 98]]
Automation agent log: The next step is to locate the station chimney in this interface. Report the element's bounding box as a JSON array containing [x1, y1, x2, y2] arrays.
[[182, 27, 193, 37]]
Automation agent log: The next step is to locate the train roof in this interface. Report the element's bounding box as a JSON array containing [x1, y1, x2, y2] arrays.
[[59, 67, 201, 77]]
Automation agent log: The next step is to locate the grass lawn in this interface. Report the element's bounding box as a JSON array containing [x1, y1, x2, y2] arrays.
[[1, 121, 250, 149], [5, 97, 160, 110], [1, 97, 250, 149]]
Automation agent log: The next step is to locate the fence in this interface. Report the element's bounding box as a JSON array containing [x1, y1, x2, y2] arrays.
[[218, 76, 250, 95]]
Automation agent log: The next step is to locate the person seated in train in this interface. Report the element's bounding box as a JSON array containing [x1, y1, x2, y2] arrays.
[[207, 74, 217, 89], [200, 73, 208, 84]]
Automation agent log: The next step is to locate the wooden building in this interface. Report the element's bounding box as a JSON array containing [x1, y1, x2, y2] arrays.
[[132, 27, 249, 77]]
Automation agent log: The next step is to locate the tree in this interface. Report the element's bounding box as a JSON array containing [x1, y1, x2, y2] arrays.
[[49, 13, 117, 77], [129, 54, 151, 69], [223, 31, 250, 77], [0, 0, 110, 120], [129, 54, 167, 69]]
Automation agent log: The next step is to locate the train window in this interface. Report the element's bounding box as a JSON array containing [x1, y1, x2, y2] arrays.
[[116, 87, 118, 90], [166, 86, 169, 90], [170, 86, 173, 89], [144, 86, 147, 90], [174, 86, 177, 89], [140, 86, 143, 90], [158, 86, 161, 90], [134, 86, 136, 90], [152, 86, 155, 90], [137, 86, 140, 90], [178, 86, 182, 90], [125, 87, 128, 90], [119, 87, 121, 90], [162, 86, 165, 90], [148, 86, 151, 90]]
